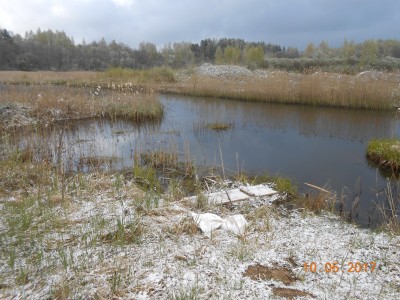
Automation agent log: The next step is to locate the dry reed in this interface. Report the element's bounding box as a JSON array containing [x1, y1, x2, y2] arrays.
[[0, 84, 163, 128], [165, 71, 399, 110]]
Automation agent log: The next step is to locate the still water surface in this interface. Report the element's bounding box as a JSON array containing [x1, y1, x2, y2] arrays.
[[20, 95, 400, 226]]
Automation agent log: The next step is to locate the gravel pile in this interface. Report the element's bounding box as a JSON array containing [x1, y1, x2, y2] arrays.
[[195, 63, 254, 79]]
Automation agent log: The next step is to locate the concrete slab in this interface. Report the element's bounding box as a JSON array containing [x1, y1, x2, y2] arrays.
[[207, 191, 229, 205], [240, 185, 278, 197], [227, 188, 250, 202]]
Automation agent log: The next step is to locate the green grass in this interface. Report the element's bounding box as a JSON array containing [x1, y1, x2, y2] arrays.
[[366, 139, 400, 172]]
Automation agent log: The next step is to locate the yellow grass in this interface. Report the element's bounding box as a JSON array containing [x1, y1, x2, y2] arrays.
[[0, 82, 163, 128], [0, 71, 99, 85], [163, 71, 399, 110], [1, 69, 398, 111]]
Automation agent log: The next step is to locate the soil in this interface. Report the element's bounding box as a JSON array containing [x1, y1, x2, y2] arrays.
[[273, 287, 316, 299], [243, 263, 297, 285]]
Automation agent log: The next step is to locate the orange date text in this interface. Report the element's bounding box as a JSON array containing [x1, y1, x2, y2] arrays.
[[303, 262, 377, 273]]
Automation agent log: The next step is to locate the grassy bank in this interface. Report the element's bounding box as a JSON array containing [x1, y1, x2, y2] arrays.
[[164, 71, 399, 110], [367, 139, 400, 172]]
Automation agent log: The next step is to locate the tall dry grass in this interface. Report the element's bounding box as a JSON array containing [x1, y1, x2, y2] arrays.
[[166, 71, 399, 110], [0, 71, 99, 85], [0, 84, 163, 126], [0, 67, 175, 86]]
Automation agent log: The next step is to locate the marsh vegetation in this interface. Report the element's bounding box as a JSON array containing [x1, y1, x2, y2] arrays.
[[0, 66, 400, 298]]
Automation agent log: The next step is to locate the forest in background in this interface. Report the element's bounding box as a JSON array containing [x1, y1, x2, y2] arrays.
[[1, 28, 400, 72]]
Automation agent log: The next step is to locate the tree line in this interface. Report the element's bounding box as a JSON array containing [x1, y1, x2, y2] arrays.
[[1, 28, 400, 71]]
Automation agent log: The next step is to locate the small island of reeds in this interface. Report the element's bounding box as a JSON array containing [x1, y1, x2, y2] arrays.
[[366, 139, 400, 172]]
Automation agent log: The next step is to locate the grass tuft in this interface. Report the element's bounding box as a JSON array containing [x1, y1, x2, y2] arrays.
[[205, 122, 233, 131], [366, 139, 400, 173]]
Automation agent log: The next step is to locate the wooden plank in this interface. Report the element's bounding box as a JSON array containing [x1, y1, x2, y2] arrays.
[[304, 182, 330, 193]]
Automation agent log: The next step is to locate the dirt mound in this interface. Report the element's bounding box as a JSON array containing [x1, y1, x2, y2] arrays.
[[243, 263, 297, 285]]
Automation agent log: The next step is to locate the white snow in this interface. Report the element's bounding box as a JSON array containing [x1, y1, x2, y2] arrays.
[[1, 176, 399, 299]]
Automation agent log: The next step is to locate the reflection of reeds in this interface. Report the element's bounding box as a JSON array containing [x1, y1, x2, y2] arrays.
[[166, 72, 397, 110]]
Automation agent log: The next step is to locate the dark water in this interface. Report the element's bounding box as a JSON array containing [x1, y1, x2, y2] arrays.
[[18, 95, 400, 226]]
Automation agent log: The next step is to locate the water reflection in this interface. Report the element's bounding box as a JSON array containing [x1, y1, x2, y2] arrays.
[[168, 96, 398, 142], [159, 95, 400, 227]]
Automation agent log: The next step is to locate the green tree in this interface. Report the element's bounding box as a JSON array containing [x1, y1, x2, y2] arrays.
[[215, 46, 223, 64], [244, 45, 264, 68], [303, 43, 315, 58], [223, 46, 241, 64], [317, 40, 331, 58], [172, 42, 194, 68], [359, 40, 379, 66], [341, 38, 356, 59]]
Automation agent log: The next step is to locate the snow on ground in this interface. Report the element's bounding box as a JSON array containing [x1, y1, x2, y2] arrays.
[[0, 175, 399, 299]]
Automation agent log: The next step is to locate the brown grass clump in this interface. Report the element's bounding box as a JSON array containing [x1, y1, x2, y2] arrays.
[[141, 151, 179, 169], [205, 122, 233, 131], [298, 183, 335, 214], [167, 216, 201, 236]]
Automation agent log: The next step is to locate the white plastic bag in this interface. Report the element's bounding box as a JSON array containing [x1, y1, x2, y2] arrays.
[[191, 213, 248, 238]]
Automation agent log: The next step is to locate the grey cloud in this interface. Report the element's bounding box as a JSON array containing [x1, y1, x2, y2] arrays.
[[1, 0, 399, 50]]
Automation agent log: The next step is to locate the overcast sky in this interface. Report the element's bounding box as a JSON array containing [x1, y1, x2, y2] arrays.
[[1, 0, 399, 50]]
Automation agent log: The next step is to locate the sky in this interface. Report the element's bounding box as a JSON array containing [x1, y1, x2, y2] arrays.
[[0, 0, 399, 50]]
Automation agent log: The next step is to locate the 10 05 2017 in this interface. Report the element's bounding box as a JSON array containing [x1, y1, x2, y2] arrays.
[[303, 261, 378, 273]]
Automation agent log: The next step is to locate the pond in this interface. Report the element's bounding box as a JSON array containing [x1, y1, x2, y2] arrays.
[[17, 94, 400, 227]]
